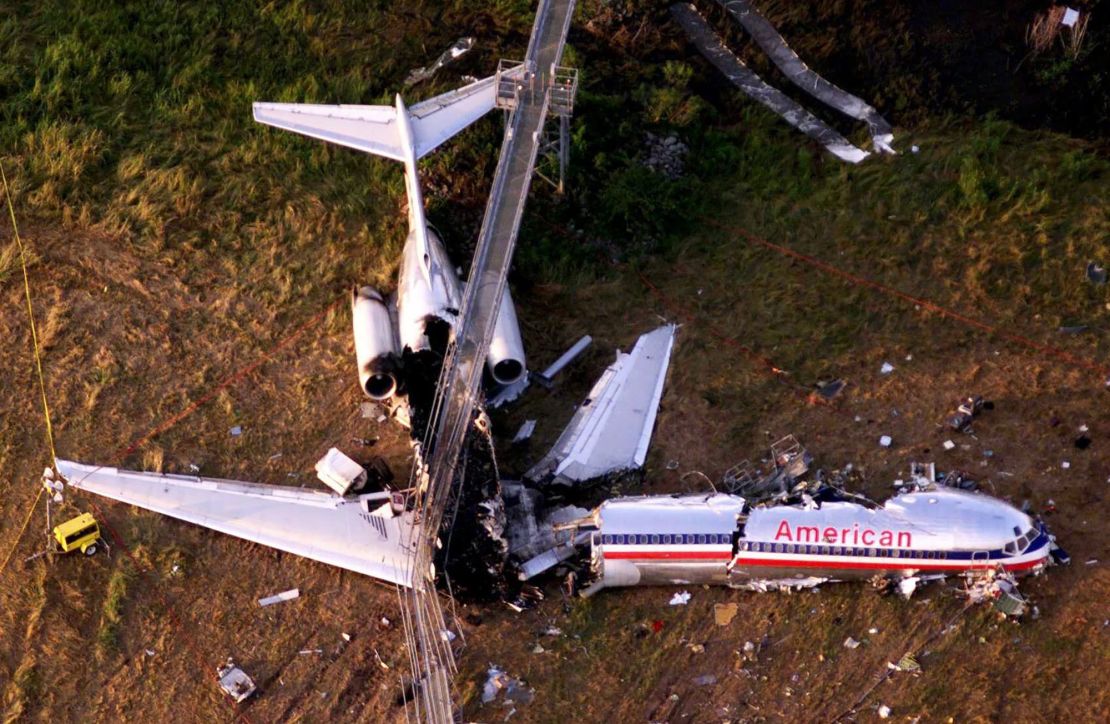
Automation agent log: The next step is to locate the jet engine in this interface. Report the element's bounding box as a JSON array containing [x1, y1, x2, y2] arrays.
[[487, 288, 526, 385], [351, 286, 400, 399]]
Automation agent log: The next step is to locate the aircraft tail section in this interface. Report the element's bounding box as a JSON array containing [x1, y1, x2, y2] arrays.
[[253, 73, 505, 285], [251, 73, 501, 163]]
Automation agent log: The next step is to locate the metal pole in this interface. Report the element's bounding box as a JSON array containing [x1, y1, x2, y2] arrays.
[[558, 114, 569, 195]]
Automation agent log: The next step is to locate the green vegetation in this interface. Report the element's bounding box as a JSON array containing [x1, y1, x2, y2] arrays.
[[96, 563, 133, 657]]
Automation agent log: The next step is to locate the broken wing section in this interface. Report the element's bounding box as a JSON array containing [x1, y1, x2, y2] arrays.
[[55, 460, 416, 588], [526, 324, 676, 485]]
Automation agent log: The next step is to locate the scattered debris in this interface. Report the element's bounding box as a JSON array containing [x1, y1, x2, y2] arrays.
[[815, 378, 847, 401], [481, 667, 533, 706], [889, 653, 921, 674], [145, 648, 156, 657], [187, 463, 200, 473], [714, 602, 739, 626], [897, 577, 919, 600], [878, 704, 892, 719], [258, 588, 300, 607], [692, 674, 717, 687], [963, 570, 1027, 617], [1061, 461, 1071, 469], [669, 590, 692, 606], [229, 426, 242, 437], [844, 637, 861, 649], [315, 448, 368, 496], [1085, 559, 1099, 566], [532, 643, 545, 654], [879, 435, 892, 448], [360, 401, 375, 419], [512, 420, 537, 444], [542, 626, 562, 637], [942, 440, 956, 451], [880, 362, 895, 375], [1061, 7, 1081, 28], [946, 395, 985, 432], [405, 37, 475, 86], [298, 649, 323, 656], [688, 643, 705, 654], [217, 658, 256, 703], [1087, 261, 1108, 285], [341, 632, 352, 643]]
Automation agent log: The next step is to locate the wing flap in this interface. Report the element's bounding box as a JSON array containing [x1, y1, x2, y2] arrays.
[[56, 460, 415, 587]]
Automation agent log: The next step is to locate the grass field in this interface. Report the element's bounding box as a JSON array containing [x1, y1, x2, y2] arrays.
[[2, 1, 1108, 721]]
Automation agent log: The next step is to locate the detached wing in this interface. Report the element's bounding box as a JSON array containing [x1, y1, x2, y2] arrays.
[[252, 73, 506, 162], [527, 324, 677, 485], [55, 460, 415, 587]]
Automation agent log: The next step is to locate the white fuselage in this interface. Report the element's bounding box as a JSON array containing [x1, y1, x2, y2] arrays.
[[589, 489, 1053, 592]]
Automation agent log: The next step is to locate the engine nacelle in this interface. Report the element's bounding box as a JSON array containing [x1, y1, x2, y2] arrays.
[[351, 286, 400, 399], [487, 287, 526, 385]]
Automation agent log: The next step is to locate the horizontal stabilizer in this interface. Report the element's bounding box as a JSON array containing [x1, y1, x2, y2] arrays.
[[527, 324, 676, 484], [253, 73, 503, 161], [56, 460, 416, 587]]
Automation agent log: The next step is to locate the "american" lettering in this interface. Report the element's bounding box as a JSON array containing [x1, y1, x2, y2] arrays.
[[773, 520, 911, 548]]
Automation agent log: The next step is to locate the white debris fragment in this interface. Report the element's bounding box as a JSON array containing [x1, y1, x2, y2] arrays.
[[145, 648, 156, 657], [342, 632, 352, 642], [360, 401, 375, 418], [843, 636, 861, 649], [513, 420, 537, 443], [669, 590, 692, 606], [1061, 461, 1071, 469], [910, 145, 920, 154], [1061, 7, 1080, 27], [229, 426, 243, 436], [187, 463, 200, 473], [879, 435, 893, 448], [441, 629, 457, 643], [880, 362, 895, 375], [943, 440, 956, 450], [258, 588, 300, 607], [868, 627, 879, 635], [897, 577, 919, 599], [878, 704, 892, 719]]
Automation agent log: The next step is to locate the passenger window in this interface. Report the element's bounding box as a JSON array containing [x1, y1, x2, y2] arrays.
[[1004, 542, 1016, 554], [867, 548, 876, 557]]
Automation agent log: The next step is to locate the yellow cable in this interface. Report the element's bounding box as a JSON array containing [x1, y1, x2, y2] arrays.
[[0, 161, 58, 575]]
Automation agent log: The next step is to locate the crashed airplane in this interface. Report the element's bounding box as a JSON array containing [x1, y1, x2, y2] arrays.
[[52, 64, 1061, 618]]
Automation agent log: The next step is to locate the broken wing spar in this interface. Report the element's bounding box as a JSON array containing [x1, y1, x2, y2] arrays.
[[526, 324, 676, 486], [54, 460, 417, 587]]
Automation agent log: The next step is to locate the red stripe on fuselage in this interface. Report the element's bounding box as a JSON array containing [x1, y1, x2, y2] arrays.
[[603, 550, 731, 560], [730, 555, 1048, 573], [601, 550, 1049, 572]]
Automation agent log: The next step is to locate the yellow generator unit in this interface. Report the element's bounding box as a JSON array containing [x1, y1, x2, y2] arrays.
[[52, 513, 101, 556]]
